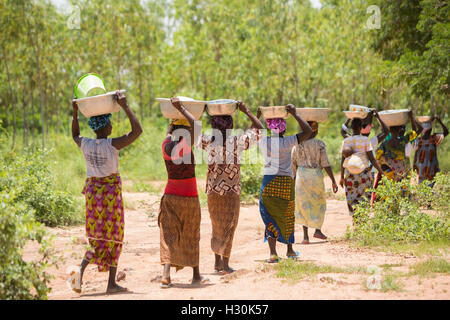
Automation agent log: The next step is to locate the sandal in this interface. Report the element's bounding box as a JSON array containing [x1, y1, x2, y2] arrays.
[[67, 266, 82, 293], [265, 255, 280, 263], [287, 251, 300, 260], [160, 277, 172, 289]]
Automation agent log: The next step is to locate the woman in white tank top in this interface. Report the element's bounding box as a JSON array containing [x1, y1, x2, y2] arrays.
[[69, 90, 142, 294]]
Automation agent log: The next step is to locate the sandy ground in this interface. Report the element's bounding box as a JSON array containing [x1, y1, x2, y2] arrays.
[[24, 178, 450, 300]]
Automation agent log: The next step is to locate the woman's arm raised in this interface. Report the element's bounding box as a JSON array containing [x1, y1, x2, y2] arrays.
[[72, 99, 82, 147], [111, 91, 143, 150], [286, 104, 312, 144]]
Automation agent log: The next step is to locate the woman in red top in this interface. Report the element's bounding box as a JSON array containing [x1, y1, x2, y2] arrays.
[[158, 97, 207, 288]]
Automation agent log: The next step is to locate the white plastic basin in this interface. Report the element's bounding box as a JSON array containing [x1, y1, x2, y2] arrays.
[[74, 90, 125, 117]]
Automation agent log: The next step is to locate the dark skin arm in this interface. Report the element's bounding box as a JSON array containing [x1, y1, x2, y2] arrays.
[[324, 166, 338, 193], [72, 98, 82, 147], [435, 116, 449, 137], [373, 110, 390, 142], [170, 97, 197, 146], [238, 101, 264, 130], [340, 119, 351, 139], [164, 97, 199, 157], [286, 104, 312, 143], [111, 91, 143, 150], [409, 110, 423, 136], [339, 155, 346, 188], [367, 151, 383, 174]]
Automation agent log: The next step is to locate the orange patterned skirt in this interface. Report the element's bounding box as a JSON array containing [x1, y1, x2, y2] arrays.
[[207, 192, 240, 257]]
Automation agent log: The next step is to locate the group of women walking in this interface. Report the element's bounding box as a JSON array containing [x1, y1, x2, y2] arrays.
[[68, 92, 447, 293]]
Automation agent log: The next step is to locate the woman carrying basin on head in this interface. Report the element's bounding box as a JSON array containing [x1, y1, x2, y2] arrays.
[[340, 117, 383, 218], [258, 104, 312, 263], [292, 120, 338, 244], [201, 101, 264, 274], [158, 97, 207, 288], [413, 116, 448, 187], [70, 90, 143, 294]]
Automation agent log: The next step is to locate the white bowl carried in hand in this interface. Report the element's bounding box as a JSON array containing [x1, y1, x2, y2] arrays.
[[74, 90, 125, 118], [378, 109, 410, 127], [260, 106, 290, 120], [344, 111, 369, 120], [206, 99, 238, 116], [296, 108, 330, 122], [157, 96, 206, 120]]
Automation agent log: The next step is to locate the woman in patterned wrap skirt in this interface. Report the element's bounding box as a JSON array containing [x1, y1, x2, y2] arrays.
[[201, 101, 264, 274], [340, 118, 383, 219], [258, 105, 312, 263], [70, 91, 142, 293], [158, 97, 207, 288]]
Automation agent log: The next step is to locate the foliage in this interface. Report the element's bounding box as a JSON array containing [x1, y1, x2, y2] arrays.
[[345, 173, 450, 245], [372, 0, 449, 104], [0, 191, 54, 300], [0, 149, 82, 227]]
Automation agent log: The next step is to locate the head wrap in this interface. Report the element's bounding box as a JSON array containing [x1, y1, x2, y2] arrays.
[[172, 119, 191, 127], [422, 121, 432, 133], [361, 123, 373, 135], [88, 113, 112, 131], [211, 115, 233, 131], [266, 118, 287, 134]]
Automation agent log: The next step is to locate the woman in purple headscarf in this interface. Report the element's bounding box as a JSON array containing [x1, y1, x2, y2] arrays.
[[258, 105, 312, 263], [200, 101, 264, 274]]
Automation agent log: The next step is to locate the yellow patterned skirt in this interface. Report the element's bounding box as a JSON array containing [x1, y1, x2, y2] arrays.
[[295, 167, 326, 229]]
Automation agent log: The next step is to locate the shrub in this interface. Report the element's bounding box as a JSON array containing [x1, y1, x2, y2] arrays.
[[240, 149, 264, 201], [345, 172, 450, 245], [0, 191, 54, 300], [0, 149, 82, 227]]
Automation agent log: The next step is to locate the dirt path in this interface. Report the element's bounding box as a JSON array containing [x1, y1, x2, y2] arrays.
[[24, 179, 449, 300]]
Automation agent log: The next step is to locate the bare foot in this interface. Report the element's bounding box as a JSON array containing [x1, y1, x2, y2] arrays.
[[106, 284, 128, 293], [301, 239, 310, 244], [220, 267, 235, 275], [191, 276, 209, 285], [313, 230, 327, 240]]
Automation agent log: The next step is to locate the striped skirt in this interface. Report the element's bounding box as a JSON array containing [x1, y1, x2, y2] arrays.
[[158, 194, 201, 270], [82, 173, 124, 272], [259, 175, 295, 244]]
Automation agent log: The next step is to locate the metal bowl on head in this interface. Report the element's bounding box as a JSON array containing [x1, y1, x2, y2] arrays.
[[296, 108, 330, 122], [206, 99, 238, 116], [157, 97, 206, 120], [344, 111, 369, 120], [260, 106, 290, 120], [378, 109, 410, 127]]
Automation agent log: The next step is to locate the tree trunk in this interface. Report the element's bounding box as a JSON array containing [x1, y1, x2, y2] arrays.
[[2, 48, 16, 147]]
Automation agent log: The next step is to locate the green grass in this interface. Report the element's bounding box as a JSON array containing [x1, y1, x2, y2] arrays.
[[274, 259, 367, 282], [408, 258, 450, 278], [347, 239, 450, 258], [380, 274, 404, 292]]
